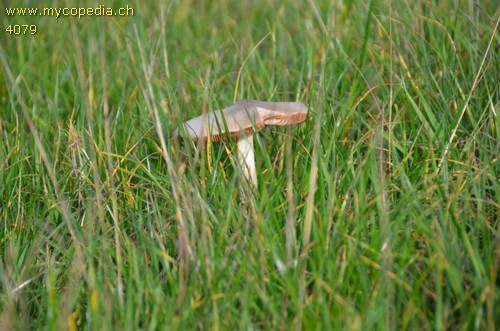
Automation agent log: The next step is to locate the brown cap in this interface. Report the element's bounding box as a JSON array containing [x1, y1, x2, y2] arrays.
[[174, 99, 308, 142]]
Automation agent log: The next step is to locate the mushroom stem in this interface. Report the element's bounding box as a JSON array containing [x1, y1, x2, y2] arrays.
[[236, 134, 257, 187]]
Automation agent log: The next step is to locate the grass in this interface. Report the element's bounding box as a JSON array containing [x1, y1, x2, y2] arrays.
[[0, 0, 499, 329]]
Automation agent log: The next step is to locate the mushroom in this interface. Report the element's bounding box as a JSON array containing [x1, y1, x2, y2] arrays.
[[173, 99, 308, 187]]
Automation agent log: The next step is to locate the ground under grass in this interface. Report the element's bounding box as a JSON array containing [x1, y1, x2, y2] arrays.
[[0, 0, 499, 330]]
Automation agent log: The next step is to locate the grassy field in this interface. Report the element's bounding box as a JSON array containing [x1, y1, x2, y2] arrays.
[[1, 0, 499, 329]]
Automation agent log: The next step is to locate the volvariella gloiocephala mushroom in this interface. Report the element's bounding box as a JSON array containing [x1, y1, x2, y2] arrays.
[[174, 99, 308, 186]]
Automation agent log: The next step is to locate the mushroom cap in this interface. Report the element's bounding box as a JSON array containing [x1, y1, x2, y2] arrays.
[[173, 99, 308, 142]]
